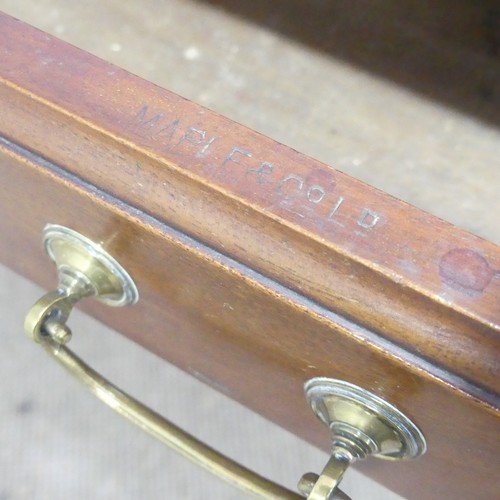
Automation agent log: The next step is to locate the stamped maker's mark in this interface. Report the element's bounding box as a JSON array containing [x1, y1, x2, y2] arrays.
[[130, 105, 386, 238]]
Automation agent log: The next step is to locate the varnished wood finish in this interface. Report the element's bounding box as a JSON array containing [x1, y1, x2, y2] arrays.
[[0, 13, 498, 394], [0, 13, 498, 500]]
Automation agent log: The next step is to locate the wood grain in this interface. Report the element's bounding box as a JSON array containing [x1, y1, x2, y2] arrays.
[[0, 12, 498, 500], [0, 13, 498, 394]]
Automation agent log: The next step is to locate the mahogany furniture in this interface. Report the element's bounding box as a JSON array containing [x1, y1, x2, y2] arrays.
[[1, 8, 498, 499]]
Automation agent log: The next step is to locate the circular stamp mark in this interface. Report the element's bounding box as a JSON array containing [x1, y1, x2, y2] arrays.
[[439, 248, 498, 294]]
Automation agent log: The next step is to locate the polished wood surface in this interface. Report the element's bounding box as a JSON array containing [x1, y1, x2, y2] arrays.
[[0, 12, 499, 500]]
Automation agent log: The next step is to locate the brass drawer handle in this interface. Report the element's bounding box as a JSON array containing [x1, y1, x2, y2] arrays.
[[25, 224, 426, 499]]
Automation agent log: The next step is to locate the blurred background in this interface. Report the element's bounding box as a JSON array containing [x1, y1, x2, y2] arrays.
[[0, 1, 498, 499]]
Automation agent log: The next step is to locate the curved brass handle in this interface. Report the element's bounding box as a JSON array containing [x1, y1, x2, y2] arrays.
[[25, 225, 425, 499], [33, 317, 304, 499]]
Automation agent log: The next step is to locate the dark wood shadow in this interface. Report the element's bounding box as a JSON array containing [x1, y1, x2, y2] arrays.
[[197, 0, 500, 128]]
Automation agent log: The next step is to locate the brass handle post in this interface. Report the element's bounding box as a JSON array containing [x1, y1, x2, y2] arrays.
[[25, 224, 425, 499]]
